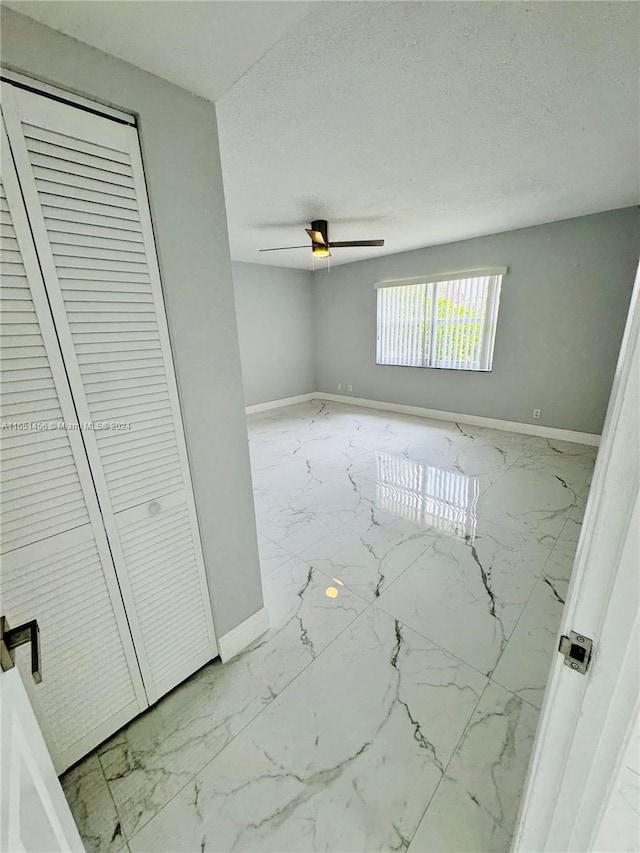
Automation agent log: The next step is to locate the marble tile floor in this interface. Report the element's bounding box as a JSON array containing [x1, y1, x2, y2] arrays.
[[62, 400, 597, 853]]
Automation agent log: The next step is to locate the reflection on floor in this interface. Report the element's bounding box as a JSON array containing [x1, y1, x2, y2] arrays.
[[62, 400, 596, 852]]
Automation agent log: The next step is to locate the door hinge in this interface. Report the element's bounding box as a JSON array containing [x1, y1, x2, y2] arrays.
[[558, 630, 593, 674]]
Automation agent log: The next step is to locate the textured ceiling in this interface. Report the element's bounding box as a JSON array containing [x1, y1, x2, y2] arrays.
[[3, 1, 314, 101], [7, 1, 639, 270], [216, 1, 640, 268]]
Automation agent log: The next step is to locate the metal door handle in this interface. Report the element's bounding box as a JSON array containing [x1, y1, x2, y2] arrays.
[[1, 615, 42, 683]]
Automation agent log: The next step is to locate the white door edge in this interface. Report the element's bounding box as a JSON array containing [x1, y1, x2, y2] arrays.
[[0, 667, 85, 852], [513, 260, 640, 851]]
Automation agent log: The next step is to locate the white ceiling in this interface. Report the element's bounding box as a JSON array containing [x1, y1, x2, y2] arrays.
[[4, 1, 314, 102], [217, 1, 640, 268], [8, 1, 639, 270]]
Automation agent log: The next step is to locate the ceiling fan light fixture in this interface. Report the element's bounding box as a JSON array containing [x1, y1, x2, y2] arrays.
[[312, 245, 331, 258]]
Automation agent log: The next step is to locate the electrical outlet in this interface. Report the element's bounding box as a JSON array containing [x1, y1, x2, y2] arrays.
[[347, 384, 353, 392], [337, 383, 342, 391], [533, 408, 541, 420]]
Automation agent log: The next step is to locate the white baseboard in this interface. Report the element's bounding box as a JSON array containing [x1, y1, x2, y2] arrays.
[[218, 607, 270, 663], [245, 393, 315, 415], [313, 392, 601, 446], [243, 390, 601, 446]]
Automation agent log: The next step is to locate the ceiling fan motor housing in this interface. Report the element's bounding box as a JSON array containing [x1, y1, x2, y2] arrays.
[[311, 219, 329, 248]]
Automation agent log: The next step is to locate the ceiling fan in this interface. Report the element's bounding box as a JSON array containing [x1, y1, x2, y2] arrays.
[[259, 219, 384, 259]]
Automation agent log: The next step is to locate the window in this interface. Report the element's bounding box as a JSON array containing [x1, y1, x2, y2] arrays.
[[376, 267, 506, 371]]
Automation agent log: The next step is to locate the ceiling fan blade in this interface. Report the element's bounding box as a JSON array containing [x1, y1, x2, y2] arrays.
[[258, 245, 310, 252], [328, 240, 385, 248], [305, 229, 326, 245]]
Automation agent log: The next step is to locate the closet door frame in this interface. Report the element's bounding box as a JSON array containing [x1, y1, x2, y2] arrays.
[[1, 114, 148, 768], [2, 83, 218, 703]]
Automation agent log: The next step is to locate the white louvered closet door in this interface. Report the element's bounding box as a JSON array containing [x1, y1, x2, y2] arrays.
[[3, 85, 217, 704], [0, 115, 147, 773]]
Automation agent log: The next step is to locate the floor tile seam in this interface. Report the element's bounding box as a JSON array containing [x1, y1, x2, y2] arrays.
[[263, 541, 375, 609], [475, 529, 552, 678], [405, 678, 493, 850], [259, 552, 296, 578], [289, 506, 372, 554], [372, 599, 491, 683], [115, 678, 282, 842], [304, 512, 460, 607], [253, 455, 364, 479], [476, 461, 514, 498], [293, 552, 375, 607], [489, 548, 573, 706], [537, 540, 577, 587], [259, 531, 296, 558], [511, 465, 591, 498], [367, 512, 549, 605], [548, 540, 580, 561], [500, 444, 538, 475], [354, 524, 450, 602], [554, 512, 580, 550], [475, 500, 573, 543], [484, 449, 592, 492], [124, 600, 375, 846], [490, 669, 543, 712], [258, 486, 377, 537], [473, 516, 560, 560], [95, 747, 132, 850], [486, 574, 555, 701], [407, 675, 541, 850]]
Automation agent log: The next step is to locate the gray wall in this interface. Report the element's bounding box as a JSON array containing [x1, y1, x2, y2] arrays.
[[233, 262, 314, 406], [1, 9, 263, 636], [313, 208, 639, 434]]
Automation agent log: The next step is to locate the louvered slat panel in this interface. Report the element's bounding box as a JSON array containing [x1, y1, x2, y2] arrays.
[[1, 342, 48, 357], [2, 388, 58, 420], [27, 146, 134, 181], [98, 427, 177, 456], [116, 498, 211, 695], [39, 194, 140, 223], [48, 230, 144, 252], [43, 206, 142, 233], [3, 471, 79, 502], [2, 484, 82, 522], [1, 446, 77, 475], [89, 381, 168, 402], [0, 528, 139, 753], [3, 504, 89, 544], [0, 178, 90, 554], [1, 234, 20, 250], [62, 283, 153, 297], [104, 453, 181, 486], [25, 124, 131, 165], [1, 430, 73, 456], [33, 166, 137, 199], [45, 219, 145, 243], [37, 179, 139, 209], [50, 243, 145, 262], [100, 440, 178, 469]]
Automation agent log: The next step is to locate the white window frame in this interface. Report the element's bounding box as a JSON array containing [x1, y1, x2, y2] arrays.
[[375, 267, 507, 372]]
